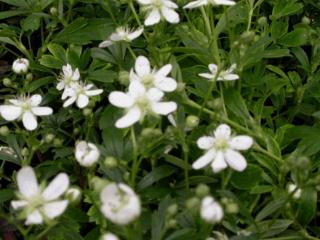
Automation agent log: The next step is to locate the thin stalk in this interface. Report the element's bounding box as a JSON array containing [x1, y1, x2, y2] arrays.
[[130, 127, 138, 186], [128, 1, 149, 40], [127, 45, 137, 59], [200, 6, 212, 36]]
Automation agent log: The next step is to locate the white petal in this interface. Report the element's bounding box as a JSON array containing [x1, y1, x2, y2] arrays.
[[57, 82, 65, 90], [208, 64, 218, 73], [146, 88, 164, 102], [43, 200, 69, 219], [224, 149, 247, 172], [85, 89, 103, 96], [197, 136, 215, 150], [25, 209, 43, 225], [215, 0, 236, 5], [192, 149, 216, 169], [229, 136, 253, 150], [17, 166, 39, 198], [72, 68, 80, 81], [63, 96, 77, 108], [161, 7, 180, 24], [0, 105, 22, 121], [109, 92, 134, 108], [154, 77, 177, 92], [151, 102, 177, 115], [22, 111, 37, 131], [42, 173, 69, 201], [129, 70, 140, 82], [184, 0, 207, 8], [221, 74, 239, 81], [76, 94, 89, 108], [214, 124, 231, 139], [137, 0, 152, 4], [115, 107, 141, 128], [110, 33, 122, 41], [135, 56, 151, 77], [63, 64, 72, 76], [11, 200, 28, 210], [156, 64, 172, 76], [199, 73, 214, 79], [29, 94, 42, 107], [31, 107, 53, 116], [128, 81, 146, 98], [99, 40, 113, 48], [211, 151, 227, 173], [127, 28, 144, 41], [163, 0, 178, 8], [144, 9, 161, 26]]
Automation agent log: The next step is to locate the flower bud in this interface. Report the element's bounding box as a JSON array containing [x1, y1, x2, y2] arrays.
[[176, 82, 185, 92], [75, 141, 100, 167], [82, 108, 92, 117], [195, 184, 210, 198], [21, 147, 29, 157], [167, 219, 177, 228], [12, 58, 29, 74], [118, 70, 130, 86], [226, 202, 239, 214], [186, 197, 200, 212], [2, 77, 12, 87], [44, 133, 55, 143], [66, 187, 81, 202], [50, 7, 58, 16], [258, 16, 268, 26], [104, 156, 118, 168], [26, 73, 33, 81], [101, 233, 119, 240], [141, 127, 162, 139], [73, 128, 80, 135], [302, 16, 310, 25], [186, 115, 199, 129], [200, 196, 224, 223], [287, 183, 302, 199], [0, 126, 10, 136], [167, 203, 178, 216], [53, 138, 63, 147]]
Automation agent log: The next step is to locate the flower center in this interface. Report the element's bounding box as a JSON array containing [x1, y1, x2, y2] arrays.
[[214, 138, 229, 151], [136, 96, 150, 109], [153, 0, 163, 8], [110, 190, 130, 213], [141, 74, 154, 88], [21, 102, 30, 111]]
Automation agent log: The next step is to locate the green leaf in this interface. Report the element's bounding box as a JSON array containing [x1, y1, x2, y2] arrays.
[[231, 164, 263, 190], [0, 10, 28, 20], [255, 198, 286, 221], [0, 0, 28, 7], [39, 55, 64, 69], [272, 1, 303, 19], [47, 43, 66, 62], [279, 28, 308, 47], [26, 76, 55, 92], [87, 69, 116, 83], [297, 188, 317, 225], [224, 88, 251, 122], [21, 14, 41, 32], [0, 189, 14, 202]]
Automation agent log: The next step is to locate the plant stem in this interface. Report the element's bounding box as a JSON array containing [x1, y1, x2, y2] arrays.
[[130, 127, 138, 186], [200, 6, 212, 36], [127, 45, 137, 59]]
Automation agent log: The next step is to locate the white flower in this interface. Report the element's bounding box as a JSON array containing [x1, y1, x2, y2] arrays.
[[99, 26, 144, 48], [109, 81, 177, 128], [66, 187, 81, 202], [100, 182, 141, 225], [199, 64, 239, 81], [184, 0, 235, 9], [0, 94, 53, 131], [63, 82, 103, 109], [102, 233, 120, 240], [57, 64, 80, 99], [137, 0, 180, 26], [192, 124, 253, 173], [11, 166, 69, 225], [288, 183, 302, 199], [12, 58, 29, 74], [200, 196, 223, 223], [75, 141, 100, 167], [130, 56, 177, 92]]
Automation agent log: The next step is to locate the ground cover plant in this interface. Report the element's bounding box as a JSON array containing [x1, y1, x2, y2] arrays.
[[0, 0, 320, 239]]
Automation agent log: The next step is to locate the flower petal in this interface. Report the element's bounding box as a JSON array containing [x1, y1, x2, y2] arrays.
[[154, 77, 177, 92], [31, 107, 53, 116], [42, 173, 69, 201], [137, 0, 152, 4], [11, 200, 28, 210], [99, 40, 113, 48], [72, 68, 80, 81], [76, 94, 89, 108], [0, 105, 22, 121], [211, 151, 227, 173], [224, 149, 247, 172], [144, 9, 161, 26], [156, 64, 172, 77], [63, 96, 77, 108], [163, 0, 178, 8], [184, 0, 207, 8], [128, 28, 144, 41], [208, 64, 218, 73], [17, 166, 39, 198], [151, 102, 177, 115], [199, 73, 214, 79], [43, 200, 69, 219], [197, 136, 215, 149], [128, 81, 146, 98], [215, 0, 236, 5], [161, 7, 180, 24], [229, 136, 253, 150], [135, 56, 150, 77], [109, 91, 134, 108], [146, 88, 164, 102], [192, 149, 216, 169], [22, 111, 37, 131], [214, 124, 231, 139], [221, 74, 239, 81], [25, 209, 43, 225], [29, 94, 42, 107], [85, 89, 103, 96], [115, 107, 141, 128]]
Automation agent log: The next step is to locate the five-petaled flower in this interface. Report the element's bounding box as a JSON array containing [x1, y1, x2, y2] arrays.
[[109, 81, 177, 128], [130, 56, 177, 92], [192, 124, 253, 173], [184, 0, 236, 9], [75, 141, 100, 167], [12, 58, 30, 74], [137, 0, 180, 26], [11, 166, 70, 225], [0, 94, 53, 131], [99, 26, 144, 48], [199, 63, 239, 81], [100, 182, 141, 225], [200, 196, 224, 223], [57, 64, 80, 99]]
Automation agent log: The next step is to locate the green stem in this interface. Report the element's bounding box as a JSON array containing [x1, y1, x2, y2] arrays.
[[128, 1, 149, 41], [200, 6, 212, 36], [36, 223, 57, 239], [130, 127, 138, 186], [127, 45, 137, 59]]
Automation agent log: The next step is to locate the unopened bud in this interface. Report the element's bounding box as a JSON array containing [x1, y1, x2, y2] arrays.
[[258, 16, 267, 26], [2, 78, 12, 87], [186, 115, 199, 129], [104, 156, 118, 168], [118, 71, 130, 86], [0, 126, 10, 136], [195, 184, 210, 198], [44, 133, 55, 143], [167, 204, 178, 216], [302, 16, 310, 25]]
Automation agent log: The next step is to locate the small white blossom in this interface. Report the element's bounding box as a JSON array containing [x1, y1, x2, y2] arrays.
[[137, 0, 180, 26], [99, 26, 144, 48], [75, 141, 100, 167], [12, 58, 29, 74], [288, 183, 302, 199], [109, 81, 177, 128], [11, 166, 69, 225], [0, 94, 53, 131], [66, 187, 81, 202], [57, 64, 80, 99], [102, 233, 120, 240], [184, 0, 235, 9], [192, 124, 253, 173], [200, 196, 223, 223], [199, 64, 239, 81], [130, 56, 177, 92], [63, 82, 103, 109], [100, 182, 141, 225]]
